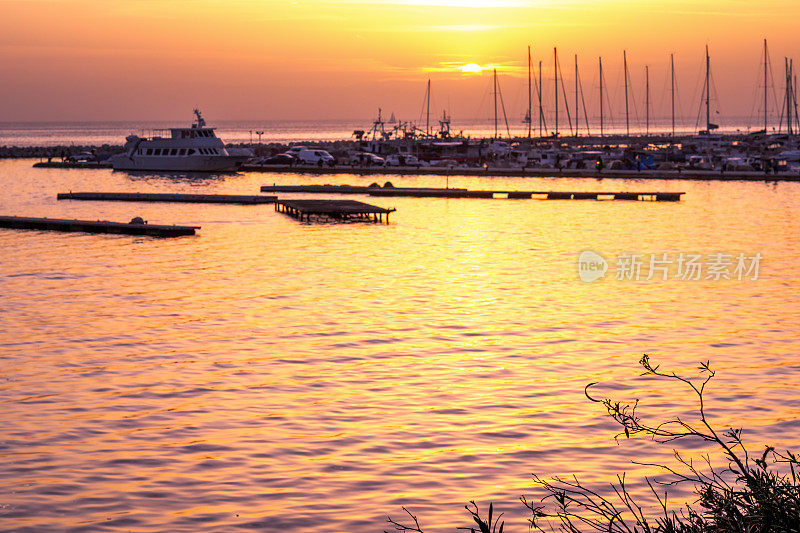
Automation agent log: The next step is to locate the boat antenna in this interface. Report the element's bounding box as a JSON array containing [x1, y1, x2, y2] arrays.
[[193, 108, 206, 128]]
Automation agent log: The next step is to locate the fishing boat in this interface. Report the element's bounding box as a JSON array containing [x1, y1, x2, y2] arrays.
[[109, 110, 252, 172]]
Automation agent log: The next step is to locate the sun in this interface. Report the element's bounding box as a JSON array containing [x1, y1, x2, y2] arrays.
[[460, 63, 484, 74]]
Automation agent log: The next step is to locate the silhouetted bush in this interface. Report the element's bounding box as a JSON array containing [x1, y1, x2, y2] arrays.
[[388, 355, 800, 532]]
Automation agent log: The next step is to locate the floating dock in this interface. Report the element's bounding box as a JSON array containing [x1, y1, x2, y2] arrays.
[[29, 161, 800, 181], [33, 161, 112, 169], [275, 200, 396, 223], [261, 184, 684, 201], [57, 192, 277, 204], [0, 216, 199, 237]]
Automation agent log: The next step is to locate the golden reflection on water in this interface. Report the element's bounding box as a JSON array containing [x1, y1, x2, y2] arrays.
[[0, 159, 799, 531]]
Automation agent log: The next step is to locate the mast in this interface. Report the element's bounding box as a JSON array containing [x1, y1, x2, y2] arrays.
[[623, 50, 630, 137], [671, 53, 676, 137], [599, 56, 604, 137], [493, 68, 498, 139], [575, 55, 579, 136], [795, 70, 799, 132], [554, 47, 559, 136], [426, 78, 431, 137], [527, 46, 532, 139], [787, 58, 793, 136], [538, 60, 545, 136], [645, 65, 650, 136], [706, 46, 712, 132], [764, 39, 768, 132], [496, 72, 512, 138]]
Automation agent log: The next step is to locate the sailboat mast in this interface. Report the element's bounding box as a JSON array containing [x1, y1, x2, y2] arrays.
[[788, 58, 793, 136], [671, 53, 675, 137], [538, 60, 544, 137], [426, 79, 431, 137], [493, 68, 498, 139], [554, 47, 559, 136], [764, 39, 768, 132], [645, 65, 650, 136], [706, 45, 711, 132], [599, 56, 604, 138], [795, 71, 799, 131], [623, 50, 630, 137], [528, 46, 532, 139], [792, 60, 796, 135], [575, 55, 579, 136]]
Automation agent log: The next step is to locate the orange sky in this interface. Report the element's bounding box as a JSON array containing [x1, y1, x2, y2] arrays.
[[1, 0, 799, 123]]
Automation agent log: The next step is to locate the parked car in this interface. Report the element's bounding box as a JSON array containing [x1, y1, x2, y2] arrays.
[[297, 149, 335, 166], [350, 152, 385, 166], [67, 152, 96, 162], [428, 158, 458, 168], [384, 154, 426, 167], [257, 153, 295, 165], [285, 146, 308, 158]]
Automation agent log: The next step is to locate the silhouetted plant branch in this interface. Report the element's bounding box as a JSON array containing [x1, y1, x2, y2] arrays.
[[386, 506, 424, 532], [388, 355, 800, 532], [527, 354, 800, 532]]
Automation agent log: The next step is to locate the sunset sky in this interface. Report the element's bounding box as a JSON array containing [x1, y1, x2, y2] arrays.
[[1, 0, 799, 123]]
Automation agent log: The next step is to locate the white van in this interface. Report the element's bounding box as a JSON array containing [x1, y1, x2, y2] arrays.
[[297, 149, 335, 166]]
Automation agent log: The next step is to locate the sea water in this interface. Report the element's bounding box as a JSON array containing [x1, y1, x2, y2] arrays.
[[1, 158, 799, 531]]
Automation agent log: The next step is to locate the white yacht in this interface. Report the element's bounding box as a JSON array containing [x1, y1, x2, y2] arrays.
[[109, 110, 252, 172]]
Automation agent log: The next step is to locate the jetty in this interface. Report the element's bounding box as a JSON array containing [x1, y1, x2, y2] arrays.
[[275, 200, 395, 223], [57, 192, 277, 204], [244, 163, 800, 182], [0, 216, 199, 237], [33, 161, 112, 169], [261, 184, 684, 201]]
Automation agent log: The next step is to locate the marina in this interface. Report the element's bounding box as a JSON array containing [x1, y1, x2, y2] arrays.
[[0, 215, 199, 237], [57, 191, 277, 204]]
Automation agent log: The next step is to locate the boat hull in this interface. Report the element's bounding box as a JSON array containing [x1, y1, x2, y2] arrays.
[[109, 154, 249, 172]]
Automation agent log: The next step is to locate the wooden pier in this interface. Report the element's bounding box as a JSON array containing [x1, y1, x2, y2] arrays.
[[261, 184, 684, 201], [275, 200, 396, 223], [0, 216, 199, 237], [57, 192, 277, 204]]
